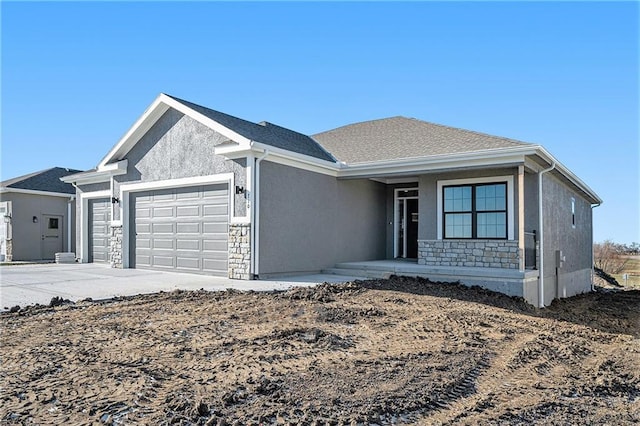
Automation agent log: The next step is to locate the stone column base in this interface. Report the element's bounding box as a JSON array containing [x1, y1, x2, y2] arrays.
[[109, 225, 123, 269], [229, 223, 251, 279]]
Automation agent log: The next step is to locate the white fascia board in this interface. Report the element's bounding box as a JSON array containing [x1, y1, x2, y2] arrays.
[[97, 93, 252, 169], [215, 141, 342, 177], [0, 188, 75, 198], [339, 151, 528, 178], [214, 144, 253, 159], [534, 146, 602, 204], [61, 160, 128, 185], [249, 142, 341, 176], [101, 159, 128, 173]]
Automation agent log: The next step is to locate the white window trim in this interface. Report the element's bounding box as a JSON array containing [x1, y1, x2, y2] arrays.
[[79, 190, 112, 263], [118, 173, 239, 269], [571, 197, 576, 229], [437, 175, 515, 240]]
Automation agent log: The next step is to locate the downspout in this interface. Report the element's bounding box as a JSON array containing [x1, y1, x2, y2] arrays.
[[67, 196, 75, 253], [71, 182, 80, 261], [251, 149, 269, 279], [538, 161, 556, 308], [590, 202, 602, 291]]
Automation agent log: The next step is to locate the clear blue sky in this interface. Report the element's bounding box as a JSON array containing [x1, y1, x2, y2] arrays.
[[1, 1, 638, 244]]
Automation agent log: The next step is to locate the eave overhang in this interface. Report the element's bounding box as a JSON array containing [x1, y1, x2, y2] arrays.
[[215, 143, 601, 205], [60, 160, 128, 185], [0, 187, 75, 198]]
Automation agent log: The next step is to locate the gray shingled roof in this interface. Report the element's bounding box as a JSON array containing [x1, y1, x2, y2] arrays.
[[312, 116, 533, 164], [166, 95, 335, 162], [1, 167, 82, 194]]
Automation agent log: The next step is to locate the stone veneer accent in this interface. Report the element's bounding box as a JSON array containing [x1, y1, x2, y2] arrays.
[[4, 239, 12, 262], [418, 240, 520, 269], [229, 223, 251, 279], [109, 224, 123, 269]]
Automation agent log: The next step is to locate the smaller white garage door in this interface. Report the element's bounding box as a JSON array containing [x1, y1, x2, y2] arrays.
[[88, 198, 111, 263], [131, 184, 229, 276]]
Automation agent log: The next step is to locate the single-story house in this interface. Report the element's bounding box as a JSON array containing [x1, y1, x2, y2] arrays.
[[62, 94, 601, 307], [1, 167, 81, 261]]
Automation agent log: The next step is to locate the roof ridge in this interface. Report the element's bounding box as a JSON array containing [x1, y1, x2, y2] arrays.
[[313, 116, 407, 136], [316, 115, 531, 147], [406, 117, 532, 146]]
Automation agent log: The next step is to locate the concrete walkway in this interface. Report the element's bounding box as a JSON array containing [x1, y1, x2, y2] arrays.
[[0, 263, 364, 311]]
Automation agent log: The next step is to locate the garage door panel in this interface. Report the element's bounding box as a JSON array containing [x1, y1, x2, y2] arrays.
[[203, 222, 227, 234], [137, 238, 151, 249], [205, 251, 228, 260], [152, 223, 174, 234], [203, 259, 227, 274], [136, 208, 151, 218], [176, 239, 200, 250], [176, 189, 201, 200], [151, 192, 174, 201], [153, 239, 174, 249], [177, 206, 200, 217], [203, 205, 228, 216], [153, 206, 174, 217], [203, 240, 227, 251], [131, 184, 229, 275], [176, 257, 200, 269], [203, 186, 228, 198], [136, 223, 151, 233], [152, 256, 174, 267], [176, 223, 200, 234]]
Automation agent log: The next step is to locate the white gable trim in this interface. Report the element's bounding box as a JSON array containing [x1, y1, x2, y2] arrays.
[[98, 94, 252, 169]]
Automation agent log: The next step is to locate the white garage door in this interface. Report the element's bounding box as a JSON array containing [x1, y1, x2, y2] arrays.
[[130, 184, 229, 276], [88, 198, 111, 263]]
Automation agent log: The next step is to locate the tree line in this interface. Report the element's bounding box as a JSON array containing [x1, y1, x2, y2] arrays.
[[593, 240, 638, 276]]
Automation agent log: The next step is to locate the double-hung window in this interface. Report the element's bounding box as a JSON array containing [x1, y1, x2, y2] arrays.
[[443, 182, 507, 239]]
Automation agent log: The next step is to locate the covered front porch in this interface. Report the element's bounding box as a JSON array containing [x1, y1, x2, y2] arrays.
[[323, 259, 540, 301]]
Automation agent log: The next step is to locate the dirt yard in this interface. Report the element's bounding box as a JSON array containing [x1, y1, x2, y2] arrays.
[[1, 277, 639, 425]]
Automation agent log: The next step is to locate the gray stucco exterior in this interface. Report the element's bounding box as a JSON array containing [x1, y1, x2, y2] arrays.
[[258, 160, 387, 276], [113, 109, 246, 221], [0, 192, 75, 261], [538, 172, 593, 306]]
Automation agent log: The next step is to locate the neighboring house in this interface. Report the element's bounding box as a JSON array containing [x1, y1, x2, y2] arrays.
[[1, 167, 81, 261], [62, 94, 601, 307]]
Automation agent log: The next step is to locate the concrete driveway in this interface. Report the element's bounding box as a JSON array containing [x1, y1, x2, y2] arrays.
[[0, 263, 363, 311]]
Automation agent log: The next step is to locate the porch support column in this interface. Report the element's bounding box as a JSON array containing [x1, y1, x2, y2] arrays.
[[518, 165, 525, 271]]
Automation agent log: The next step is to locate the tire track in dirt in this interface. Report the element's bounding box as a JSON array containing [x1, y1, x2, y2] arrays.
[[2, 282, 639, 424]]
